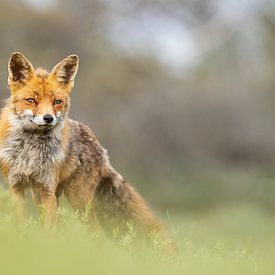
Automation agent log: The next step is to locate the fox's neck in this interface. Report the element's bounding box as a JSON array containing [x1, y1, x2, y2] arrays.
[[0, 110, 70, 187]]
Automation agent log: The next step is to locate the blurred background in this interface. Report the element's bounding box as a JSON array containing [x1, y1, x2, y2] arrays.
[[1, 0, 275, 215]]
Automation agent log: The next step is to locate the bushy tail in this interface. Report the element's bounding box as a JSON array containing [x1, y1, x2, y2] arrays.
[[94, 165, 165, 239]]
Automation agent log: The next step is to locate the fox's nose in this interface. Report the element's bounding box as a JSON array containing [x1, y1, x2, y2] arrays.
[[43, 114, 54, 124]]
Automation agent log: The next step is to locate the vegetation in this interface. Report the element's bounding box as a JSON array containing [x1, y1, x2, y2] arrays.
[[0, 188, 274, 275], [1, 0, 275, 211]]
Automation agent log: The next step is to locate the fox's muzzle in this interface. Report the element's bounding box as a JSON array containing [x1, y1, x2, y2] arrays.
[[43, 114, 54, 124], [22, 109, 58, 128], [32, 114, 57, 127]]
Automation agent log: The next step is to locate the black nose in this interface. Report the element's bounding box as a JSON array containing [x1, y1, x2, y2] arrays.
[[43, 114, 54, 124]]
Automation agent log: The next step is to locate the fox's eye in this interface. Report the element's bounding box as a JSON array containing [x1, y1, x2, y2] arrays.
[[54, 99, 62, 105], [26, 98, 35, 103]]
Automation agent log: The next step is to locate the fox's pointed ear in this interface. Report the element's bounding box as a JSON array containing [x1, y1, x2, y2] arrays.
[[8, 52, 34, 85], [50, 55, 79, 85]]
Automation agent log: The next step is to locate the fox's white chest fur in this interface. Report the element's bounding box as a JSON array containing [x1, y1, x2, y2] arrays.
[[0, 123, 65, 190]]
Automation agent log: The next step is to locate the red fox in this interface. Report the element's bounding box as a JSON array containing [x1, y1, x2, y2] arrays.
[[0, 52, 166, 239]]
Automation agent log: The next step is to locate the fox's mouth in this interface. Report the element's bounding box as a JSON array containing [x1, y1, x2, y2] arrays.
[[39, 124, 54, 129], [30, 120, 55, 130]]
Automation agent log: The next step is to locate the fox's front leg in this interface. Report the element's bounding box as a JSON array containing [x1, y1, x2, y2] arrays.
[[41, 192, 58, 225], [32, 187, 58, 225], [10, 185, 26, 222]]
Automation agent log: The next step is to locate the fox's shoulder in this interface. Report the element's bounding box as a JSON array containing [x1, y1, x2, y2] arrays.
[[67, 118, 105, 163], [68, 118, 98, 142]]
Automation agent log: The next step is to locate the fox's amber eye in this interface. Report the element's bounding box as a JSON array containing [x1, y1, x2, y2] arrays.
[[26, 98, 35, 103], [54, 99, 62, 105]]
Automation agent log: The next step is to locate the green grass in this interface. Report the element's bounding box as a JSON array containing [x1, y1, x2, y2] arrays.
[[0, 189, 275, 275]]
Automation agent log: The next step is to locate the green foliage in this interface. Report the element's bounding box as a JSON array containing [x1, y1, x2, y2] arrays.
[[0, 189, 274, 275], [1, 0, 275, 211]]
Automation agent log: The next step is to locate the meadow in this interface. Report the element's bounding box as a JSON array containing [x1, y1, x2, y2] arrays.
[[0, 188, 274, 275]]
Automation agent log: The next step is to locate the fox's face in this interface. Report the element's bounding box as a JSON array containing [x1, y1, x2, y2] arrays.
[[7, 52, 79, 131]]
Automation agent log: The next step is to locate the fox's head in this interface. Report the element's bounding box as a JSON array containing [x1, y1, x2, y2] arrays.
[[7, 52, 79, 131]]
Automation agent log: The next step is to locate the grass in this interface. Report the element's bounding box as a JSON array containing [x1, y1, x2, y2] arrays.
[[0, 189, 275, 275]]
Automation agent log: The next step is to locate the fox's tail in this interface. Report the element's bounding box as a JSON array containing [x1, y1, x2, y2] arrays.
[[94, 162, 165, 239]]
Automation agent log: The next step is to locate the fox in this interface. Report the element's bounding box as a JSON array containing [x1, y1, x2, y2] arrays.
[[0, 52, 167, 241]]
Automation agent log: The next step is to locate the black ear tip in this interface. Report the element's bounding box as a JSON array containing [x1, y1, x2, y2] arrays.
[[68, 55, 79, 62], [10, 52, 24, 58], [9, 52, 27, 64]]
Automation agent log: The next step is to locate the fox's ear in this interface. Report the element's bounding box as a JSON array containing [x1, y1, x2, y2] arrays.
[[8, 52, 34, 85], [50, 55, 79, 85]]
